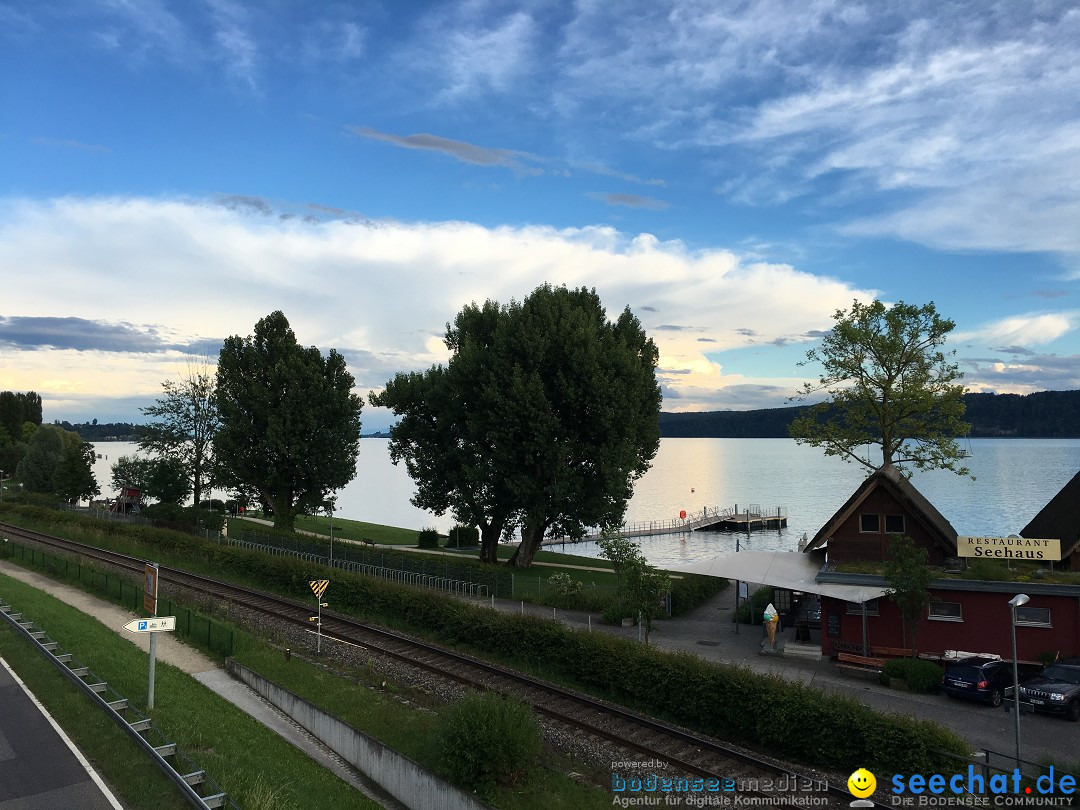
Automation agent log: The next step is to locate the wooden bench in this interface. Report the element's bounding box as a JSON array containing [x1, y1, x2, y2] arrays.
[[872, 646, 912, 659], [836, 653, 886, 675]]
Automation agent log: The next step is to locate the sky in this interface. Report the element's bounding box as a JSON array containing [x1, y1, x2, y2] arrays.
[[2, 1, 1080, 432]]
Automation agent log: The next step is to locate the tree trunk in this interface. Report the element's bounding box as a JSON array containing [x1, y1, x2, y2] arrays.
[[508, 516, 547, 568], [269, 492, 295, 531], [479, 522, 501, 564]]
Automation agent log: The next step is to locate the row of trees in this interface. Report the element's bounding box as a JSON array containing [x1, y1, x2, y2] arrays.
[[10, 291, 970, 581], [115, 286, 660, 570]]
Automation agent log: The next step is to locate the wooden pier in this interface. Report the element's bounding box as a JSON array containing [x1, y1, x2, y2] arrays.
[[544, 504, 787, 545]]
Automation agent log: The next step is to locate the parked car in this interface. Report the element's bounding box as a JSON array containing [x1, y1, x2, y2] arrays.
[[941, 656, 1042, 707], [1018, 658, 1080, 721]]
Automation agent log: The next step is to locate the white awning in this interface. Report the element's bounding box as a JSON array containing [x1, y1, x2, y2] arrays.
[[667, 550, 890, 604]]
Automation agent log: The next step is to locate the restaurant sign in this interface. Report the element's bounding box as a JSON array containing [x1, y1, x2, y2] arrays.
[[956, 536, 1061, 561]]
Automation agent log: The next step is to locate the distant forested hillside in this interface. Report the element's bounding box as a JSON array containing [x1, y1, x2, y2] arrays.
[[660, 390, 1080, 439], [59, 421, 141, 441]]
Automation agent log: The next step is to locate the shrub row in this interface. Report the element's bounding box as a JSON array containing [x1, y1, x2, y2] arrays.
[[0, 504, 969, 772], [881, 658, 944, 694]]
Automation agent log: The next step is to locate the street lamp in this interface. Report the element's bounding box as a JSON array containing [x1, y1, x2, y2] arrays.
[[1008, 593, 1030, 769], [327, 496, 336, 565]]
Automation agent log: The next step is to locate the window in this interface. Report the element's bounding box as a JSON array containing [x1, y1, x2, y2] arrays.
[[845, 599, 880, 616], [884, 514, 905, 534], [1015, 606, 1051, 627], [929, 601, 963, 621], [860, 513, 880, 533]]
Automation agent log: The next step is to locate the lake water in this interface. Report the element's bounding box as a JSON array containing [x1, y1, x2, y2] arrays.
[[91, 437, 1080, 567]]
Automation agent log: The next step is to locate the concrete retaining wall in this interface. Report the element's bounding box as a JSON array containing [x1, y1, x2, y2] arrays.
[[227, 660, 491, 810]]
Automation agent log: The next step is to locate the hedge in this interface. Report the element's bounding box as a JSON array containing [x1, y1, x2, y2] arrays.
[[0, 503, 969, 772]]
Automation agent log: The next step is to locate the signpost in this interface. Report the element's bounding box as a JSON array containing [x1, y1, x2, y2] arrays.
[[124, 616, 177, 633], [309, 580, 329, 653], [144, 563, 159, 709]]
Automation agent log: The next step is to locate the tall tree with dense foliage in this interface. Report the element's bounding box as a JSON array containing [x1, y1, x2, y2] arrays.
[[16, 424, 98, 502], [138, 362, 219, 505], [214, 311, 363, 530], [883, 534, 935, 657], [372, 300, 513, 563], [789, 299, 970, 476], [111, 455, 191, 505], [0, 391, 43, 474], [374, 285, 661, 568]]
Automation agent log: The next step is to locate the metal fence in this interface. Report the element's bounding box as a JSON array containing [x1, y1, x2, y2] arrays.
[[0, 540, 233, 656], [225, 534, 497, 599]]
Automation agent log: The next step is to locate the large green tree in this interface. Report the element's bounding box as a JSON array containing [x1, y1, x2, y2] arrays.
[[373, 285, 661, 568], [214, 311, 363, 530], [789, 299, 970, 476], [0, 391, 43, 475], [16, 424, 98, 502], [883, 533, 934, 657], [138, 362, 219, 506], [111, 454, 191, 505]]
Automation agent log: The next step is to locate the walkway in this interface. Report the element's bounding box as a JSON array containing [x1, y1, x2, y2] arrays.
[[0, 561, 399, 809]]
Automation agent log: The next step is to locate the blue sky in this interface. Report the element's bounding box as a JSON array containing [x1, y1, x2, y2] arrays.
[[2, 1, 1079, 430]]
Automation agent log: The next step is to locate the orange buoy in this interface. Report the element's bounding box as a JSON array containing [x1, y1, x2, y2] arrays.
[[679, 509, 687, 519]]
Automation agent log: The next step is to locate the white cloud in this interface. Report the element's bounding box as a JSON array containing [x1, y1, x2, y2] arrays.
[[0, 196, 874, 419], [401, 6, 538, 102], [954, 312, 1077, 349]]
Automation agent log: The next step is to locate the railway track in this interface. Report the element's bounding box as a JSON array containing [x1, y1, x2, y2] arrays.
[[0, 520, 880, 808]]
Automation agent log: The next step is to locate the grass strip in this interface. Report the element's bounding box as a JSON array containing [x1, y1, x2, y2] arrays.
[[0, 552, 613, 809], [0, 572, 381, 810]]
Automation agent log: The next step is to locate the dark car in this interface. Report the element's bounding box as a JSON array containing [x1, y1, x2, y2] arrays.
[[941, 656, 1042, 707], [1019, 658, 1080, 721]]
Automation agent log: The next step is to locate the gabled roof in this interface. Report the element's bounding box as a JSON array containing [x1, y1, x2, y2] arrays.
[[1020, 470, 1080, 559], [803, 463, 958, 556]]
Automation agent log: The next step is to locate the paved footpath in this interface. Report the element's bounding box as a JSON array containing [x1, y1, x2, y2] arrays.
[[0, 561, 400, 810], [485, 585, 1080, 765]]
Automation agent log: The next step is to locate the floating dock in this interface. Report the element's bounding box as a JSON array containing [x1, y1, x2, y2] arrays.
[[544, 504, 787, 544]]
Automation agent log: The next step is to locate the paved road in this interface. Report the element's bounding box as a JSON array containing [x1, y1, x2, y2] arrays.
[[493, 585, 1080, 767], [0, 656, 122, 810]]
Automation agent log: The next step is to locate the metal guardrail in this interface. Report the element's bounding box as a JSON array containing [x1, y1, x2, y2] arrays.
[[225, 538, 490, 598], [0, 598, 237, 809]]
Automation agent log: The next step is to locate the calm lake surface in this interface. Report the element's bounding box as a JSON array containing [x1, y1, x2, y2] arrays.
[[91, 438, 1080, 567]]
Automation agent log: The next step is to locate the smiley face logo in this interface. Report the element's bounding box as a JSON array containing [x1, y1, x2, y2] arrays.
[[847, 768, 876, 799]]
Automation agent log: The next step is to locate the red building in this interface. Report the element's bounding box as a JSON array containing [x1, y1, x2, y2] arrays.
[[805, 464, 1080, 661]]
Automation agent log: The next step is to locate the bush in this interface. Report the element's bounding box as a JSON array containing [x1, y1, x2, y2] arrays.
[[417, 527, 441, 549], [733, 585, 772, 625], [445, 525, 479, 548], [544, 572, 584, 609], [602, 601, 633, 625], [881, 658, 944, 693], [670, 572, 727, 616], [437, 692, 541, 793]]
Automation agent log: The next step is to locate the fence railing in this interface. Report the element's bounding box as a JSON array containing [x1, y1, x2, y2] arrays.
[[226, 532, 502, 599], [0, 540, 233, 656]]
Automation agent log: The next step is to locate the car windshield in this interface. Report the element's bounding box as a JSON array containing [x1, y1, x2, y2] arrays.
[[1041, 666, 1080, 685]]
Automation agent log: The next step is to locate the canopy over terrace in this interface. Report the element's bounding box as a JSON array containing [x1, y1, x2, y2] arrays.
[[666, 550, 889, 604]]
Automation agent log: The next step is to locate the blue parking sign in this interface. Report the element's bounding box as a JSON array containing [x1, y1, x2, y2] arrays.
[[138, 621, 147, 631]]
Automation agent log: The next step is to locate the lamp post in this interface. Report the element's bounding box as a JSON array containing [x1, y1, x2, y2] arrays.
[[1008, 593, 1030, 769], [327, 496, 336, 565]]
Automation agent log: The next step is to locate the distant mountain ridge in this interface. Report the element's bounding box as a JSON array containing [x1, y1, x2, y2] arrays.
[[660, 390, 1080, 439]]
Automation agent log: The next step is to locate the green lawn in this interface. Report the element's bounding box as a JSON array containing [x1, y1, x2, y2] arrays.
[[0, 561, 612, 810], [0, 572, 381, 810]]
